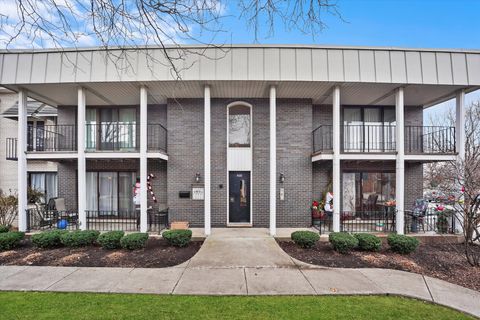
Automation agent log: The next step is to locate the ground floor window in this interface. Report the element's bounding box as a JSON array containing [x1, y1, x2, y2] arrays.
[[86, 171, 136, 214], [28, 172, 57, 204], [342, 171, 395, 212]]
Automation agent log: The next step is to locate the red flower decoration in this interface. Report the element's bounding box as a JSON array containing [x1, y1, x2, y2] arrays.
[[312, 201, 319, 207]]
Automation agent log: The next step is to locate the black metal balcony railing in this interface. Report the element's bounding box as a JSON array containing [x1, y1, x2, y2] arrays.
[[312, 125, 333, 153], [147, 123, 168, 153], [341, 211, 396, 233], [28, 124, 77, 152], [86, 122, 139, 151], [6, 138, 17, 160], [405, 126, 455, 154], [342, 124, 396, 153], [312, 124, 456, 155]]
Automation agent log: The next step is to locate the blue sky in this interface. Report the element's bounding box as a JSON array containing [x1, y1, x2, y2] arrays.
[[221, 0, 480, 49]]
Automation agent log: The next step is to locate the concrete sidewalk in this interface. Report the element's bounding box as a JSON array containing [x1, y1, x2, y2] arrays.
[[0, 228, 479, 318]]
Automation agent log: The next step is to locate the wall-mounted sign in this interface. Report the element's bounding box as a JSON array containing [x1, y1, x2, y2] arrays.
[[192, 186, 205, 200]]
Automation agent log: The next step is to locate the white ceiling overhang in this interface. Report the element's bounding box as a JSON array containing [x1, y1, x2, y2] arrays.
[[2, 81, 476, 108]]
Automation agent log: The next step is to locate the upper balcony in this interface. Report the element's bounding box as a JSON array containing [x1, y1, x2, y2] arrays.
[[6, 123, 167, 160], [312, 124, 456, 156], [85, 123, 167, 153]]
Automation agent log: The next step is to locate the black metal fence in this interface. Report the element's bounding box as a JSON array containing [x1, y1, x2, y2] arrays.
[[28, 124, 77, 152], [147, 209, 169, 232], [85, 123, 139, 151], [312, 214, 334, 234], [342, 124, 396, 153], [312, 125, 333, 153], [405, 126, 455, 154], [5, 138, 17, 160], [26, 208, 79, 231], [404, 207, 456, 234], [340, 211, 396, 233], [86, 210, 140, 231], [147, 124, 168, 153]]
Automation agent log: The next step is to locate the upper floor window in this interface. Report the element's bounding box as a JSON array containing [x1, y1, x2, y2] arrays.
[[228, 105, 251, 148]]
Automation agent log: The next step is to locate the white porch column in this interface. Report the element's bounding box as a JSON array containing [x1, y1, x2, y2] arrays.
[[17, 90, 28, 231], [395, 88, 405, 234], [269, 86, 277, 236], [77, 87, 87, 230], [332, 86, 341, 232], [455, 90, 466, 161], [140, 86, 148, 232], [204, 85, 211, 236]]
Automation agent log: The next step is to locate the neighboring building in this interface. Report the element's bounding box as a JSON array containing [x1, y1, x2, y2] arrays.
[[0, 45, 477, 235], [0, 87, 58, 202]]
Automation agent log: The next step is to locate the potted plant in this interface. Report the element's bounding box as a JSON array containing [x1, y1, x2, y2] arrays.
[[435, 204, 451, 234], [311, 200, 325, 226]]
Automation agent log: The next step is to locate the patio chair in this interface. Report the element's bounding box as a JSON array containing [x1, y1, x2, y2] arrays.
[[405, 199, 428, 233], [364, 194, 379, 212], [29, 204, 57, 229]]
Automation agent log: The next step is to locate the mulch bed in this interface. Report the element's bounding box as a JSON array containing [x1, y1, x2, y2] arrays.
[[278, 240, 480, 292], [0, 237, 202, 268]]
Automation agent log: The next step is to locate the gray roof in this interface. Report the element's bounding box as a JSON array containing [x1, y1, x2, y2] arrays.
[[1, 100, 57, 118], [0, 45, 479, 86]]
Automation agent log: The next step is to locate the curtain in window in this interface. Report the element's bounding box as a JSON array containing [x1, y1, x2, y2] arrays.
[[118, 109, 136, 150], [364, 108, 382, 151], [343, 108, 363, 151], [45, 173, 57, 203], [99, 172, 118, 215], [30, 173, 46, 203], [118, 172, 134, 215], [86, 172, 98, 215], [342, 173, 356, 212], [86, 109, 97, 150]]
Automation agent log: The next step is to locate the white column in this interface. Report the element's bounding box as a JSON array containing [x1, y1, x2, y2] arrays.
[[77, 87, 87, 230], [455, 90, 466, 161], [204, 85, 211, 236], [17, 90, 28, 232], [269, 86, 277, 236], [332, 86, 341, 232], [395, 88, 405, 234], [140, 86, 148, 232]]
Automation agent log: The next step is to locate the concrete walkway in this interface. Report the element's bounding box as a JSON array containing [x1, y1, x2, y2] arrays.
[[0, 228, 479, 317]]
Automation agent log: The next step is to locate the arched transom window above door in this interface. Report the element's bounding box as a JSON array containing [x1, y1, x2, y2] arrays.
[[228, 104, 251, 148]]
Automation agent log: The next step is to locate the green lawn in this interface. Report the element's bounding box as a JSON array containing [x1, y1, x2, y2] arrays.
[[0, 292, 473, 320]]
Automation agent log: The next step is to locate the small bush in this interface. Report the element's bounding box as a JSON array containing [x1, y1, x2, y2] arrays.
[[31, 230, 68, 248], [329, 232, 358, 254], [291, 231, 320, 248], [0, 231, 25, 250], [387, 234, 419, 254], [120, 233, 149, 250], [354, 233, 382, 252], [60, 230, 100, 247], [162, 230, 192, 247], [97, 231, 125, 250], [0, 225, 10, 233]]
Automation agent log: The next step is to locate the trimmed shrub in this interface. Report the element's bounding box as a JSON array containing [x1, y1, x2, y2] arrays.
[[354, 233, 382, 252], [0, 225, 10, 233], [120, 233, 149, 250], [98, 231, 125, 250], [162, 230, 192, 247], [31, 230, 68, 248], [291, 231, 320, 248], [387, 234, 420, 254], [60, 230, 100, 247], [0, 231, 25, 250], [329, 232, 358, 254]]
